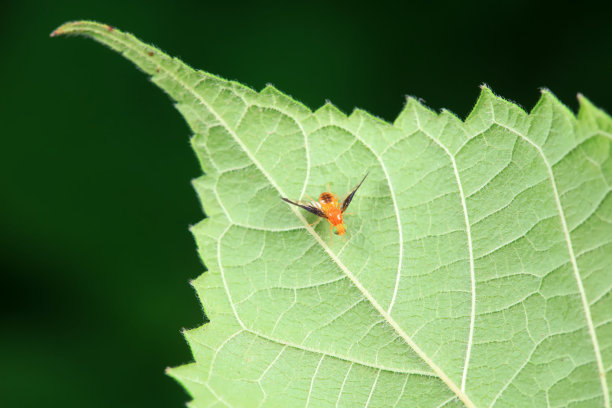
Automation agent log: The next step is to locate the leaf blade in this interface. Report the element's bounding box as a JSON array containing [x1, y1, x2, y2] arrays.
[[54, 21, 612, 407]]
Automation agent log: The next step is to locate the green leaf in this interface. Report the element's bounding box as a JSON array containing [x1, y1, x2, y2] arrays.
[[53, 21, 611, 408]]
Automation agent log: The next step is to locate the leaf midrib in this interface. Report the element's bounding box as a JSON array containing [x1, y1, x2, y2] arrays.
[[214, 225, 437, 375]]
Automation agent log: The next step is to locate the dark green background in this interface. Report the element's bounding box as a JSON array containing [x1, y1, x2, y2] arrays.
[[2, 1, 611, 407]]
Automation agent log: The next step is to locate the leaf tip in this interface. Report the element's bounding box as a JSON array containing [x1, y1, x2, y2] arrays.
[[50, 20, 116, 38], [50, 22, 73, 37]]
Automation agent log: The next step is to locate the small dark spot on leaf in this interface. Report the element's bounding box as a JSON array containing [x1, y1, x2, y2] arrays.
[[147, 51, 154, 56], [106, 25, 114, 32]]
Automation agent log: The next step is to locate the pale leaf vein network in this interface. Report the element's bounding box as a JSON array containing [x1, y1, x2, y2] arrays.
[[412, 106, 476, 393], [490, 109, 609, 407]]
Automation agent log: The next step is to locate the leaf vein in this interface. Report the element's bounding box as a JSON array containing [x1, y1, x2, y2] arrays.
[[413, 105, 477, 393]]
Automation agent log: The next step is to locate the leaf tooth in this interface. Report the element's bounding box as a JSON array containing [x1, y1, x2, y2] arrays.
[[405, 95, 436, 113], [395, 96, 433, 134], [349, 107, 390, 128], [577, 93, 612, 130], [314, 100, 348, 121], [260, 84, 312, 117], [439, 108, 461, 122], [533, 89, 575, 118]]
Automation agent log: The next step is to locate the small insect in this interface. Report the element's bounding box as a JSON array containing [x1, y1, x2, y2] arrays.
[[282, 174, 368, 240]]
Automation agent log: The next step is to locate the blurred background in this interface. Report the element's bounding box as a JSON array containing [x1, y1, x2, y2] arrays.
[[1, 0, 611, 407]]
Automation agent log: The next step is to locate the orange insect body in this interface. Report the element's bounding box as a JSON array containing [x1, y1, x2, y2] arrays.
[[316, 192, 346, 236], [282, 174, 368, 239]]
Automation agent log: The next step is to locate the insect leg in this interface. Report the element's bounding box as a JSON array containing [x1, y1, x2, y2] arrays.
[[308, 218, 322, 227]]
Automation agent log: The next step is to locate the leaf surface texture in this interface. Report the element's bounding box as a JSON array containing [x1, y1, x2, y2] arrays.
[[54, 21, 612, 408]]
